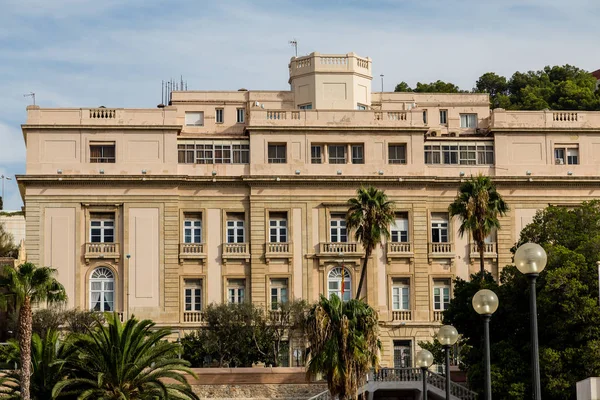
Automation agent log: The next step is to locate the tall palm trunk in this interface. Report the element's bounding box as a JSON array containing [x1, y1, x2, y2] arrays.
[[478, 240, 485, 278], [18, 296, 32, 400], [355, 247, 372, 299]]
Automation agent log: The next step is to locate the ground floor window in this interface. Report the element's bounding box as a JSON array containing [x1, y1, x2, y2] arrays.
[[90, 267, 114, 312]]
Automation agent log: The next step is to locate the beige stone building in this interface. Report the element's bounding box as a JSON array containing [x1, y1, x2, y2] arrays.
[[16, 52, 600, 368]]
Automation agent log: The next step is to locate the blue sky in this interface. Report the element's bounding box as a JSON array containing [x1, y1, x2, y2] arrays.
[[0, 0, 598, 210]]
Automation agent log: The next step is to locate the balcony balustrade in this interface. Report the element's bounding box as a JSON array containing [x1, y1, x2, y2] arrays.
[[433, 311, 444, 322], [84, 242, 120, 263], [183, 312, 204, 323], [386, 242, 413, 263], [267, 242, 290, 253], [222, 243, 250, 264], [265, 242, 292, 264], [179, 243, 206, 263], [469, 242, 497, 259], [392, 310, 412, 321], [319, 242, 359, 254]]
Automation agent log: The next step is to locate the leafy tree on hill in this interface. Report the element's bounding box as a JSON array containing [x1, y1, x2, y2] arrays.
[[441, 201, 600, 400], [394, 80, 465, 93]]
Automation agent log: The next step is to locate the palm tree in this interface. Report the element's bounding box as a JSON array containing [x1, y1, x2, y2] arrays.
[[53, 313, 200, 400], [0, 262, 66, 400], [305, 295, 380, 400], [346, 186, 395, 299], [448, 174, 509, 277], [0, 329, 72, 399]]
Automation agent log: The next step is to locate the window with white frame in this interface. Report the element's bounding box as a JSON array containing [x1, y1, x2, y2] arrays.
[[270, 278, 288, 310], [216, 108, 224, 124], [268, 144, 287, 164], [184, 279, 202, 312], [177, 141, 249, 164], [459, 113, 477, 128], [269, 212, 288, 243], [299, 103, 312, 110], [330, 214, 347, 243], [433, 279, 451, 310], [227, 214, 245, 243], [183, 214, 202, 243], [328, 145, 347, 164], [185, 112, 204, 126], [236, 108, 245, 123], [554, 145, 579, 165], [424, 142, 494, 165], [391, 213, 409, 243], [311, 145, 323, 164], [90, 213, 114, 243], [90, 142, 116, 163], [351, 144, 364, 164], [389, 144, 407, 164], [392, 278, 410, 311], [328, 267, 351, 302], [90, 267, 114, 312], [228, 279, 245, 303], [431, 213, 449, 243], [439, 109, 448, 125]]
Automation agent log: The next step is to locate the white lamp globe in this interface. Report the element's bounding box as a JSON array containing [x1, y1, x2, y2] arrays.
[[415, 349, 434, 369], [472, 289, 499, 315], [514, 243, 547, 275], [436, 325, 459, 346]]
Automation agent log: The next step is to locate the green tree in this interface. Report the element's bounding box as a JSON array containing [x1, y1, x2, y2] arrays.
[[441, 201, 600, 399], [474, 72, 511, 109], [0, 329, 72, 399], [346, 187, 395, 299], [394, 81, 412, 92], [53, 313, 199, 400], [393, 80, 465, 93], [305, 295, 380, 400], [0, 263, 66, 400], [0, 221, 17, 257], [448, 175, 508, 277]]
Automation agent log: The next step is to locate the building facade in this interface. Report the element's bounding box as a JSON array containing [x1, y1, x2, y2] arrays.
[[17, 52, 600, 367]]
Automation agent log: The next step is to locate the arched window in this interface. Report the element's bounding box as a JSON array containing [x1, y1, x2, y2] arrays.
[[90, 267, 114, 312], [328, 267, 351, 302]]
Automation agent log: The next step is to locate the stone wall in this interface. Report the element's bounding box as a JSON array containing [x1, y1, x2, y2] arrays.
[[192, 383, 327, 400]]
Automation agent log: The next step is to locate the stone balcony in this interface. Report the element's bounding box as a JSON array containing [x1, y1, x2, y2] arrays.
[[391, 310, 412, 322], [469, 242, 498, 260], [316, 242, 363, 267], [222, 242, 250, 264], [25, 106, 178, 127], [182, 311, 204, 324], [84, 242, 120, 263], [265, 242, 292, 264], [386, 242, 413, 263], [490, 109, 600, 131], [179, 243, 206, 264], [428, 242, 454, 264], [248, 109, 426, 130]]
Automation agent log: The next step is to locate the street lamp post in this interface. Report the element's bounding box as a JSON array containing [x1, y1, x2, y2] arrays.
[[472, 289, 499, 400], [416, 349, 434, 400], [514, 242, 547, 400], [436, 324, 459, 400]]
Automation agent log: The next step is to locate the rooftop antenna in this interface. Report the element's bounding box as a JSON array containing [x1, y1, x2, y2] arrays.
[[24, 92, 35, 105], [289, 39, 298, 57], [380, 74, 384, 93]]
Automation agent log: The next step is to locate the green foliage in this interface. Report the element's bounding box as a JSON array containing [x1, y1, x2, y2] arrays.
[[0, 221, 17, 258], [30, 308, 105, 338], [0, 330, 72, 399], [305, 295, 380, 400], [474, 65, 600, 110], [394, 80, 465, 93], [442, 201, 600, 399], [448, 174, 508, 276], [346, 186, 395, 298], [0, 263, 67, 311], [53, 313, 199, 400]]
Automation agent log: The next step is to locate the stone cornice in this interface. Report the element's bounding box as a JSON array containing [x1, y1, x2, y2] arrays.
[[491, 127, 600, 133], [21, 124, 182, 131], [247, 126, 428, 132]]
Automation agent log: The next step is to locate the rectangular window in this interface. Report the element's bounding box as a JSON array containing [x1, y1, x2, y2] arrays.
[[90, 213, 114, 243], [268, 144, 287, 164], [439, 109, 448, 125], [311, 145, 323, 164], [554, 145, 579, 165], [433, 279, 451, 311], [214, 144, 232, 164], [270, 278, 288, 310], [233, 144, 250, 164], [357, 104, 367, 110], [351, 144, 364, 164], [195, 144, 214, 164], [299, 103, 312, 110], [328, 145, 347, 164], [185, 112, 204, 126], [177, 141, 250, 164], [392, 279, 410, 311], [184, 279, 202, 312], [183, 214, 202, 244], [330, 214, 347, 243], [269, 212, 288, 243], [227, 214, 245, 243], [425, 142, 494, 165], [431, 213, 449, 243], [90, 143, 116, 163], [215, 108, 224, 123], [236, 108, 245, 123], [388, 144, 407, 164], [460, 113, 477, 128], [178, 144, 195, 164], [423, 110, 428, 124], [391, 213, 409, 243], [228, 279, 245, 304]]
